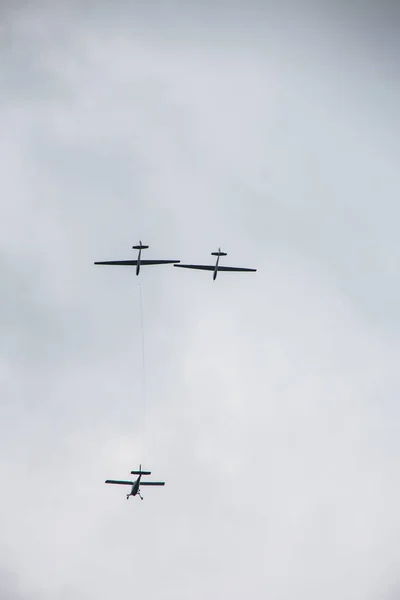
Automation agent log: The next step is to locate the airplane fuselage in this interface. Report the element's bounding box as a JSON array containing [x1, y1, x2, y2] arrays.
[[213, 254, 220, 280], [127, 475, 141, 498], [136, 248, 141, 275]]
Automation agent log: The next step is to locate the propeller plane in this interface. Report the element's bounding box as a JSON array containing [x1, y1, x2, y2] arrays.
[[105, 465, 165, 500]]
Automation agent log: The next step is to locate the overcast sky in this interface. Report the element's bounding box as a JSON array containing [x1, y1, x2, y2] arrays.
[[1, 2, 399, 599]]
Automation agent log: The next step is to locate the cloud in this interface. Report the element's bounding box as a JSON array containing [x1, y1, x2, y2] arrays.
[[0, 568, 23, 600], [0, 2, 399, 599]]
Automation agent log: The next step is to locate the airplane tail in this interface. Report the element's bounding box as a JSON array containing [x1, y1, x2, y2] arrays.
[[132, 241, 149, 250], [131, 464, 151, 475], [211, 250, 227, 256]]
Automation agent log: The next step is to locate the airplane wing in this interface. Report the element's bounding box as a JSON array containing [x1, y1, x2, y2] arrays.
[[140, 260, 180, 265], [174, 264, 215, 271], [105, 480, 133, 485], [140, 481, 165, 486], [95, 260, 138, 266], [95, 260, 179, 266], [131, 470, 151, 475], [174, 264, 256, 272], [215, 266, 257, 272]]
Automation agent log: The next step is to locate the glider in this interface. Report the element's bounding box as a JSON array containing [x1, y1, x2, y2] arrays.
[[174, 248, 256, 280], [95, 241, 180, 275]]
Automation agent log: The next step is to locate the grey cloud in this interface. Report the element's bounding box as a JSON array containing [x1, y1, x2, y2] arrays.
[[0, 2, 399, 599], [0, 567, 24, 600]]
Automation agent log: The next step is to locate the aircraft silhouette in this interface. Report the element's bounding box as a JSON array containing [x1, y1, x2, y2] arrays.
[[105, 465, 165, 500], [174, 248, 256, 280], [95, 241, 179, 275]]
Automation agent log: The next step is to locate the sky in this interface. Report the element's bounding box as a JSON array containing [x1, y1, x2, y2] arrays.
[[0, 1, 399, 598]]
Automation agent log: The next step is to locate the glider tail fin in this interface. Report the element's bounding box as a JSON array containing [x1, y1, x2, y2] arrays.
[[132, 241, 149, 250]]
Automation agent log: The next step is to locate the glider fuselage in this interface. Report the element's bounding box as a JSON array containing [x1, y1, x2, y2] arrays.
[[213, 254, 220, 280]]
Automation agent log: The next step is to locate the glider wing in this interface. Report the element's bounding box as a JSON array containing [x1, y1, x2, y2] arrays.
[[215, 266, 256, 272], [174, 264, 215, 271]]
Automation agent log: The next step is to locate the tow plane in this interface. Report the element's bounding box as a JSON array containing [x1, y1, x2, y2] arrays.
[[105, 465, 165, 500], [94, 241, 180, 276], [174, 248, 257, 280]]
